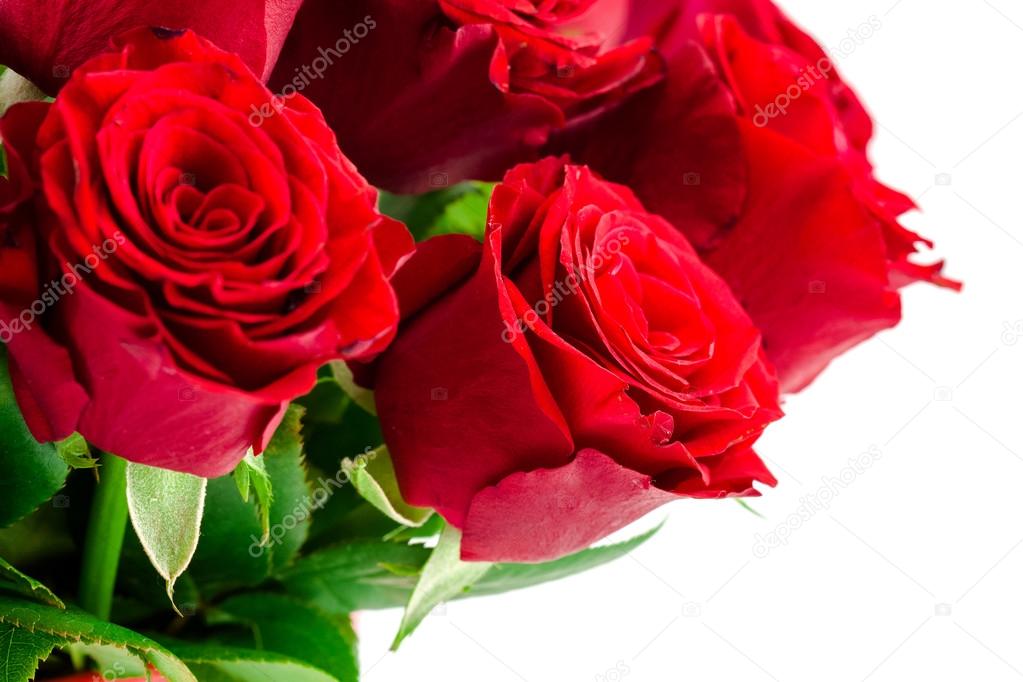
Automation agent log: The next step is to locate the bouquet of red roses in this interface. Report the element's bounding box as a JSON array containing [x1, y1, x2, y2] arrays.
[[0, 0, 954, 679]]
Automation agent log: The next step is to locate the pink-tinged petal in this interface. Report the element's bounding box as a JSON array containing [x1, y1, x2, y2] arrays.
[[0, 0, 303, 92], [461, 449, 677, 562]]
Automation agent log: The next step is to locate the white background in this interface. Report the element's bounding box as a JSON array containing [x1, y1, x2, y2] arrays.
[[358, 0, 1023, 679]]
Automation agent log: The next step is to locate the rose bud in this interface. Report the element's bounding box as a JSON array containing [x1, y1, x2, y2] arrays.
[[0, 29, 413, 477], [269, 0, 661, 193], [558, 0, 958, 392], [373, 157, 781, 562], [0, 0, 303, 93]]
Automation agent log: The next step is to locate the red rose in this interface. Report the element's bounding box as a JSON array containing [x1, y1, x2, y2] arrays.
[[374, 157, 781, 562], [0, 29, 413, 477], [560, 0, 957, 391], [270, 0, 660, 193], [0, 0, 303, 92]]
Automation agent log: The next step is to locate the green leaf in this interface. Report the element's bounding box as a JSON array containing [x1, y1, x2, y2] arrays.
[[0, 348, 68, 528], [346, 447, 432, 528], [0, 506, 74, 567], [378, 182, 494, 242], [211, 593, 357, 682], [330, 362, 376, 416], [393, 526, 492, 649], [383, 512, 445, 543], [71, 643, 147, 679], [263, 408, 313, 572], [188, 476, 271, 594], [0, 595, 195, 681], [55, 433, 97, 470], [735, 498, 765, 519], [281, 523, 662, 616], [298, 377, 350, 425], [0, 623, 59, 682], [167, 644, 337, 682], [190, 407, 311, 594], [426, 182, 494, 240], [0, 557, 63, 608], [279, 540, 431, 613], [232, 450, 273, 543], [378, 187, 466, 239], [469, 522, 663, 597], [125, 462, 206, 611]]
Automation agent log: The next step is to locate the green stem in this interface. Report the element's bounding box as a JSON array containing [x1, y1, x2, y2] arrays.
[[78, 452, 128, 620]]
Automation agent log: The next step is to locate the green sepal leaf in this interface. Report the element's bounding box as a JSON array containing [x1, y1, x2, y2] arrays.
[[392, 525, 492, 649], [209, 593, 357, 682], [0, 595, 196, 681], [125, 462, 207, 611], [55, 433, 97, 471], [0, 557, 63, 608], [0, 348, 68, 528], [345, 447, 432, 528], [0, 69, 46, 117], [232, 450, 273, 544]]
